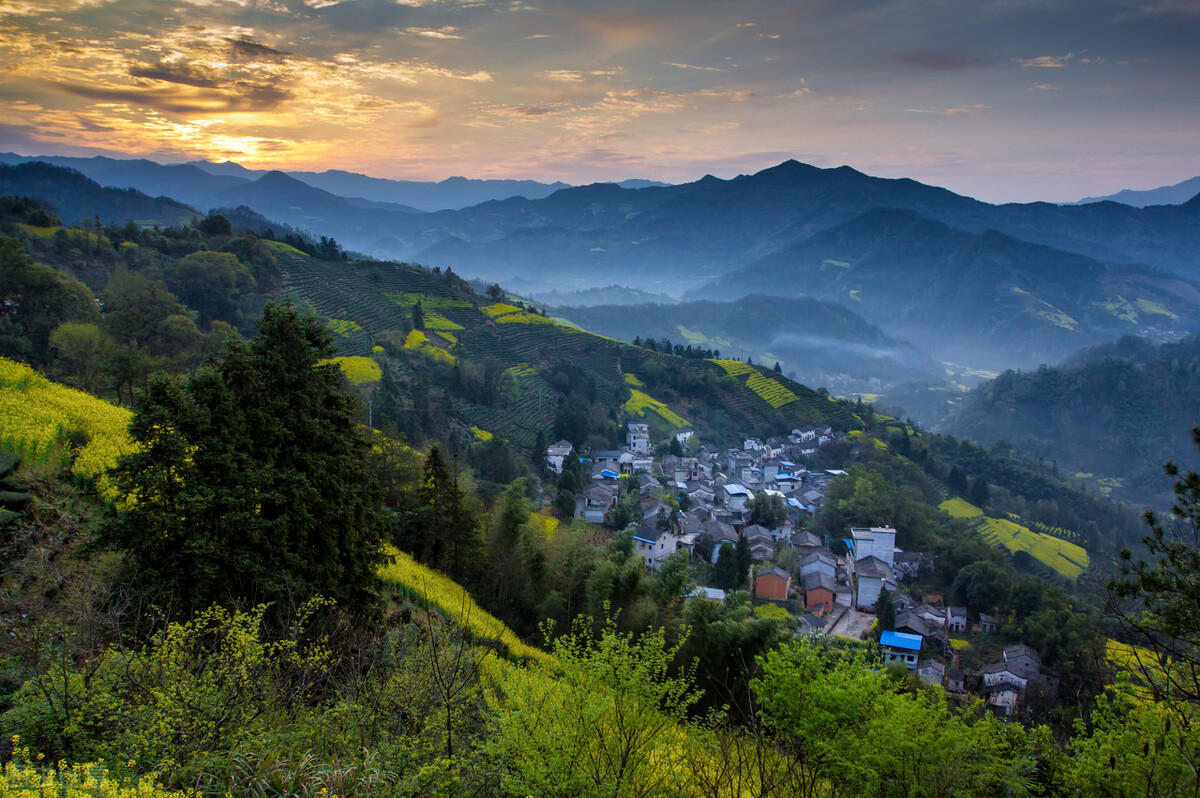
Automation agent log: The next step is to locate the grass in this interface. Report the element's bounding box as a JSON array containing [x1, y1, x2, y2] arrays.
[[1136, 298, 1177, 319], [978, 516, 1088, 579], [17, 223, 58, 240], [939, 498, 1088, 579], [745, 372, 798, 409], [712, 359, 755, 377], [264, 240, 307, 255], [938, 498, 983, 519], [325, 318, 363, 338], [531, 513, 559, 536], [404, 329, 455, 363], [1106, 639, 1164, 704], [481, 303, 557, 326], [848, 430, 887, 450]]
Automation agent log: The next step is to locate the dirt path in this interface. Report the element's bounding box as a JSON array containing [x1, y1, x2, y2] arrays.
[[828, 607, 875, 640]]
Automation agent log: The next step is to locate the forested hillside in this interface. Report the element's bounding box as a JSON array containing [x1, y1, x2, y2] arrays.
[[949, 334, 1200, 506]]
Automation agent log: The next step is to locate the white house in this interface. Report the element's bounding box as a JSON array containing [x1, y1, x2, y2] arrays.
[[626, 422, 651, 454], [722, 483, 753, 513], [849, 526, 897, 568], [545, 440, 574, 474]]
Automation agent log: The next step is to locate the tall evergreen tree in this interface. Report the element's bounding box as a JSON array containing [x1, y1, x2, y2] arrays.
[[735, 533, 753, 588], [100, 303, 386, 619]]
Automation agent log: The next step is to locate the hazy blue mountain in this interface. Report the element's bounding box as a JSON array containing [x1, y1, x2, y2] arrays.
[[0, 152, 249, 209], [553, 293, 938, 388], [527, 285, 681, 307], [1073, 176, 1200, 207], [688, 207, 1200, 369], [0, 162, 197, 227], [285, 170, 571, 211], [190, 160, 666, 210], [204, 171, 438, 251], [414, 160, 1200, 289]]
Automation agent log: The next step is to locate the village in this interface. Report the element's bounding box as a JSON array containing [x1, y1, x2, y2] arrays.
[[547, 422, 1050, 719]]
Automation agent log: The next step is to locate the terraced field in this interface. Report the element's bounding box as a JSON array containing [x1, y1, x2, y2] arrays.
[[938, 498, 1089, 579], [625, 388, 689, 428]]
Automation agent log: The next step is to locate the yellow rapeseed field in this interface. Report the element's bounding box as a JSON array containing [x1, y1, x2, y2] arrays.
[[0, 357, 135, 503], [624, 388, 689, 428], [320, 355, 381, 385], [378, 545, 549, 664]]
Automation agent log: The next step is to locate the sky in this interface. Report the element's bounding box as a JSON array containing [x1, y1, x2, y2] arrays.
[[1, 0, 1198, 203]]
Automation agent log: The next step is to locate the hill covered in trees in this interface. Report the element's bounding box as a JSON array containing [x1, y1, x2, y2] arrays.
[[947, 334, 1200, 506]]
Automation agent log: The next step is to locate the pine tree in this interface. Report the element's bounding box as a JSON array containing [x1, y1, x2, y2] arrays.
[[412, 301, 425, 330], [735, 533, 752, 587], [100, 303, 386, 619], [712, 543, 739, 590]]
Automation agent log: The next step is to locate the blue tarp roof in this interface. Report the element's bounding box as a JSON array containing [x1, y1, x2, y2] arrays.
[[600, 469, 620, 479], [880, 631, 923, 651]]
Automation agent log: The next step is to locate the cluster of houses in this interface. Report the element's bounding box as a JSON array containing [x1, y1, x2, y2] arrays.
[[552, 423, 846, 569], [547, 423, 1051, 719]]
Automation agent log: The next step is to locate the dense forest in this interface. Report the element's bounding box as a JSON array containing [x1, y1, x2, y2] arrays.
[[949, 334, 1200, 507], [1, 196, 1198, 797]]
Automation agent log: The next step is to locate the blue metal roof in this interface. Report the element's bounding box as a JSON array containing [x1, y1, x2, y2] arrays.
[[880, 631, 923, 651]]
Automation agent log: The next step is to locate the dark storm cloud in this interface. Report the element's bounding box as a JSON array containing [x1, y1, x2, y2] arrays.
[[129, 62, 222, 88], [228, 38, 292, 62]]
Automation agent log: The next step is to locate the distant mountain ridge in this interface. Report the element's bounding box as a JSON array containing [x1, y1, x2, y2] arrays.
[[0, 161, 197, 227], [1073, 176, 1200, 207], [688, 206, 1200, 369], [0, 152, 666, 213], [410, 158, 1200, 290]]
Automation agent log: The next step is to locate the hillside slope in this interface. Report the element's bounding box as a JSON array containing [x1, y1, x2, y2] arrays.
[[947, 335, 1200, 506], [277, 254, 860, 448]]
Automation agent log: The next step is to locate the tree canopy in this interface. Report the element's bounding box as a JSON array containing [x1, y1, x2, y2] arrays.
[[100, 303, 387, 619]]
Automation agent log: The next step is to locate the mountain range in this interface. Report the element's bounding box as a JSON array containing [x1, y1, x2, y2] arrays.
[[1073, 175, 1200, 207], [553, 294, 938, 388], [0, 152, 663, 213], [5, 155, 1200, 381], [687, 207, 1200, 369]]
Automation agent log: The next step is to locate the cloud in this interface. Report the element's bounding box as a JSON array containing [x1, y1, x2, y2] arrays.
[[1029, 83, 1062, 91], [664, 62, 725, 72], [228, 37, 291, 61], [904, 104, 989, 116], [51, 78, 293, 114], [538, 68, 623, 82], [403, 26, 463, 39], [1014, 53, 1074, 68]]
